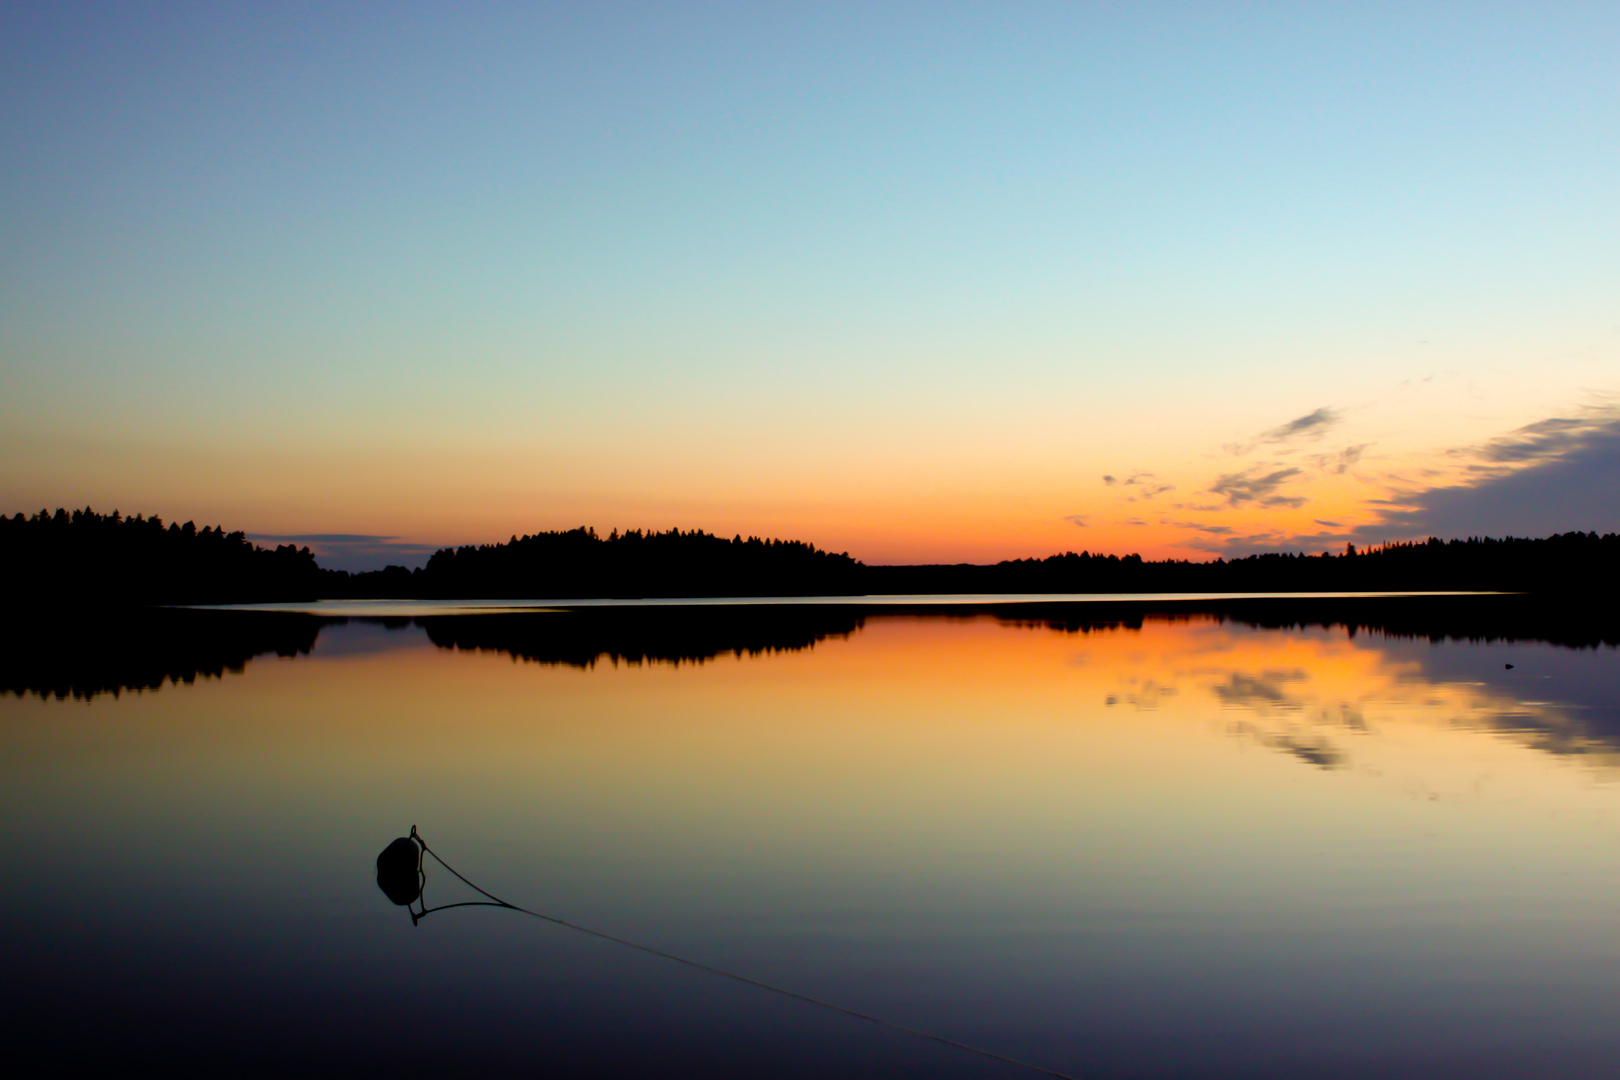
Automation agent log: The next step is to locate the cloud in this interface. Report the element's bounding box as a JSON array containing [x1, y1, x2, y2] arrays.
[[1264, 731, 1345, 769], [1309, 442, 1369, 475], [1350, 405, 1620, 543], [256, 532, 400, 543], [1165, 521, 1234, 535], [1104, 472, 1175, 499], [1226, 407, 1342, 455], [1261, 407, 1340, 444], [1473, 415, 1603, 464], [1182, 529, 1352, 558], [1184, 532, 1284, 556], [1063, 514, 1088, 527], [249, 532, 440, 572], [1207, 466, 1304, 507], [1213, 670, 1307, 709]]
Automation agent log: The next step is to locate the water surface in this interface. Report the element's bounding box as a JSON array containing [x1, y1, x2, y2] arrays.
[[5, 602, 1620, 1077]]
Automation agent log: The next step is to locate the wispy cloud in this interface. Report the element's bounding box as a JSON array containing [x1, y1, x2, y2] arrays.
[[1183, 530, 1287, 556], [1348, 403, 1620, 543], [1472, 414, 1606, 464], [1103, 398, 1620, 555], [1225, 407, 1342, 455], [1208, 466, 1305, 507], [1165, 521, 1234, 535], [1182, 528, 1351, 558], [1063, 514, 1088, 527], [1308, 442, 1369, 475], [1104, 472, 1175, 500], [1260, 407, 1340, 444]]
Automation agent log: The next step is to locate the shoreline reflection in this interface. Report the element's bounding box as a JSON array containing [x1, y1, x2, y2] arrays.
[[8, 593, 1618, 701], [8, 599, 1620, 1076]]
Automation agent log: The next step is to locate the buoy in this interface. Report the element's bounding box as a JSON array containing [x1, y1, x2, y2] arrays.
[[376, 836, 422, 905]]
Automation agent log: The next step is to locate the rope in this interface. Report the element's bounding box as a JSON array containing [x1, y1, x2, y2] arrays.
[[407, 826, 1081, 1080]]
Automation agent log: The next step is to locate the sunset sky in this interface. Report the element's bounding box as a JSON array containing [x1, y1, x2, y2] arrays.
[[3, 2, 1618, 570]]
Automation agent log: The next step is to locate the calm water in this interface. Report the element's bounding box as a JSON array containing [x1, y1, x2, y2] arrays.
[[6, 602, 1620, 1077]]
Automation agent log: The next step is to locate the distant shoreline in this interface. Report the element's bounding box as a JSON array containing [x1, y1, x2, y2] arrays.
[[10, 591, 1616, 702], [9, 509, 1620, 605], [195, 589, 1501, 617]]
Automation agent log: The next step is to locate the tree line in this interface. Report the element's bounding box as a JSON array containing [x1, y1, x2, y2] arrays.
[[350, 526, 864, 599], [3, 507, 329, 604], [345, 527, 1620, 597], [8, 507, 1620, 603], [867, 533, 1620, 595]]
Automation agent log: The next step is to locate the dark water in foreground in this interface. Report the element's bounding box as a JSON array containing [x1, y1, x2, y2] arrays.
[[6, 599, 1620, 1077]]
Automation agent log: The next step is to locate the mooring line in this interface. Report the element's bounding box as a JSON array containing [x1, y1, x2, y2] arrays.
[[408, 826, 1080, 1080]]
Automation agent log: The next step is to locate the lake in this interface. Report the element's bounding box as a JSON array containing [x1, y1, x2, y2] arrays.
[[5, 596, 1620, 1077]]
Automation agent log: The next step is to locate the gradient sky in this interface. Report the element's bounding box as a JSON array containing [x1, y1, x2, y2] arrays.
[[3, 2, 1617, 569]]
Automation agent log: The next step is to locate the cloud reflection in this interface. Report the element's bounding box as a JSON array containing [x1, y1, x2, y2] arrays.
[[10, 601, 1620, 799], [1229, 722, 1346, 769], [1017, 610, 1620, 784]]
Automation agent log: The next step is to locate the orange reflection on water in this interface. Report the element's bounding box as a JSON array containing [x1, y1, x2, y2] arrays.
[[7, 608, 1620, 1080], [7, 613, 1617, 830]]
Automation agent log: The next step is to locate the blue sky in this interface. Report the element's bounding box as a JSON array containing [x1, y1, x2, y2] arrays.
[[3, 2, 1617, 568]]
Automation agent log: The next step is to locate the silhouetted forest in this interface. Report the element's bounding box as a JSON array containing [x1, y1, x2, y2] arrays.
[[10, 507, 1620, 603], [340, 527, 864, 599], [4, 508, 329, 604], [864, 533, 1620, 595], [341, 527, 1620, 599]]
